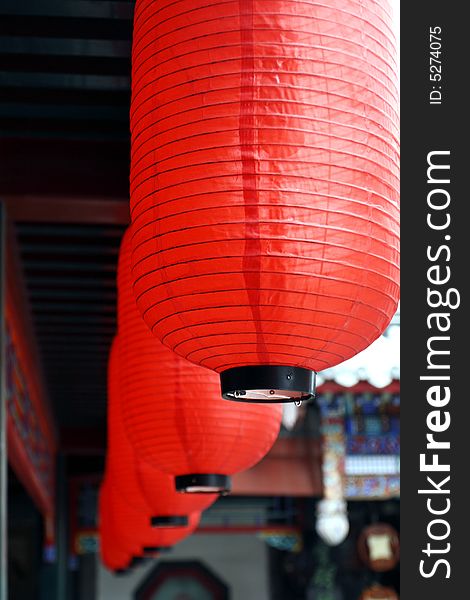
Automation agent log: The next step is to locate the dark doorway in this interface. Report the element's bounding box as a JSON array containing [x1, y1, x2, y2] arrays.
[[8, 468, 44, 600]]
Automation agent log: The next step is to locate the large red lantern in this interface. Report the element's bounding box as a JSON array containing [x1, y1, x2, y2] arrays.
[[118, 228, 282, 493], [99, 484, 132, 572], [129, 0, 400, 402], [108, 336, 217, 524]]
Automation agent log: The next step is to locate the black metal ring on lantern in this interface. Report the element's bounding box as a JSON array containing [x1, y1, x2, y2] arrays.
[[114, 568, 129, 576], [175, 474, 231, 495], [220, 366, 316, 403], [150, 515, 189, 528]]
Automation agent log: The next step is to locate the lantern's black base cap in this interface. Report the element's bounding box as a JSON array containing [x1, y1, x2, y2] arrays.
[[220, 365, 316, 403], [143, 546, 172, 555], [175, 474, 231, 495], [150, 515, 188, 528], [113, 568, 128, 576]]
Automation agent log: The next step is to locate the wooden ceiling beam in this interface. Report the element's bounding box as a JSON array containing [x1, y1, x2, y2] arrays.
[[4, 196, 129, 224]]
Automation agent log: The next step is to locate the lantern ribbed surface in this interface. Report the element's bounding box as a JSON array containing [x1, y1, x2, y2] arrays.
[[129, 0, 400, 399], [108, 336, 217, 518], [118, 228, 282, 484]]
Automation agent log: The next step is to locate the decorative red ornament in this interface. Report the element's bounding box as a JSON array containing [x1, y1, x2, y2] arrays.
[[108, 336, 217, 524], [118, 228, 282, 493], [129, 0, 400, 402], [360, 585, 399, 600]]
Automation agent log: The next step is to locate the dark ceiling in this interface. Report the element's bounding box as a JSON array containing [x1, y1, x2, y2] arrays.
[[1, 0, 134, 441], [1, 0, 132, 198]]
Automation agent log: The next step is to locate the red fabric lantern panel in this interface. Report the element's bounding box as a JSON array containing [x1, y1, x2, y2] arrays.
[[108, 336, 217, 523], [129, 0, 400, 402], [99, 484, 132, 572], [118, 228, 282, 493]]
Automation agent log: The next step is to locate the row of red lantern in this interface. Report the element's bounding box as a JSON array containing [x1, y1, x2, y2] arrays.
[[99, 230, 283, 571], [101, 0, 400, 571]]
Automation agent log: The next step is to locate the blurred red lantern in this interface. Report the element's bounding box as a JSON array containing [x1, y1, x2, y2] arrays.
[[129, 0, 400, 402], [118, 228, 282, 493], [106, 480, 200, 555], [108, 336, 217, 523], [136, 460, 217, 526]]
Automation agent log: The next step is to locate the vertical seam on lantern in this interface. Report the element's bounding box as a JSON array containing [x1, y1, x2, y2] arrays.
[[240, 0, 269, 363]]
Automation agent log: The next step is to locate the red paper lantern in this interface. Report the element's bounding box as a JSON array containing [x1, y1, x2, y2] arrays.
[[129, 0, 400, 402], [118, 228, 282, 493], [108, 336, 217, 524]]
